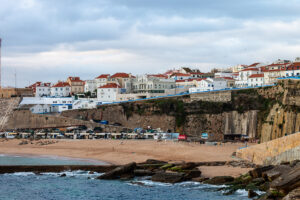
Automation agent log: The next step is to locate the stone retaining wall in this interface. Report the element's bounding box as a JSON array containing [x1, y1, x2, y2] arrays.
[[236, 132, 300, 165]]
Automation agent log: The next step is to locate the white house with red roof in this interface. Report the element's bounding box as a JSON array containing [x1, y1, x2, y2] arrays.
[[236, 68, 260, 87], [28, 82, 51, 97], [284, 62, 300, 77], [189, 78, 227, 93], [109, 72, 135, 93], [35, 82, 51, 97], [51, 82, 71, 97], [170, 73, 191, 80], [248, 74, 265, 87], [262, 63, 291, 84], [97, 83, 122, 102]]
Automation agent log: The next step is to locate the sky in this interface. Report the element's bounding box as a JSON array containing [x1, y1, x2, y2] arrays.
[[1, 0, 300, 87]]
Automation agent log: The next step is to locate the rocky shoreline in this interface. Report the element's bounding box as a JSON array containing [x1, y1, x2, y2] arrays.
[[0, 159, 299, 199], [96, 159, 300, 200]]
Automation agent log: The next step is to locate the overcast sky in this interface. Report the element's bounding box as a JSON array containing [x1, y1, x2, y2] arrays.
[[1, 0, 300, 87]]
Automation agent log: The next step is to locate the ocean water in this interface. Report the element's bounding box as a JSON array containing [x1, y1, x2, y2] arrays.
[[0, 155, 251, 200], [0, 172, 250, 200], [0, 154, 107, 165]]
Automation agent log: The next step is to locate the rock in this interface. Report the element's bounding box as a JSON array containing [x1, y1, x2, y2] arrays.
[[133, 169, 154, 176], [282, 187, 300, 200], [120, 173, 135, 180], [270, 165, 300, 194], [204, 176, 234, 185], [192, 177, 209, 183], [97, 162, 136, 180], [184, 169, 201, 180], [180, 162, 197, 170], [151, 172, 185, 184], [289, 160, 300, 168], [160, 163, 175, 170], [60, 173, 66, 177], [144, 159, 167, 165], [136, 164, 165, 170], [250, 165, 274, 178], [88, 171, 95, 174], [248, 189, 258, 198], [263, 165, 291, 182]]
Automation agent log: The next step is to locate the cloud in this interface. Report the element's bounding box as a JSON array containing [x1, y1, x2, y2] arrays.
[[0, 0, 300, 87]]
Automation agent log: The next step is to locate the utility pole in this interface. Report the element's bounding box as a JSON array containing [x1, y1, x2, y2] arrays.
[[0, 38, 2, 89], [14, 68, 17, 88]]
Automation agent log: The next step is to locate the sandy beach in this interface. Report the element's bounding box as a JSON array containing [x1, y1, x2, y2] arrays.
[[0, 139, 252, 177]]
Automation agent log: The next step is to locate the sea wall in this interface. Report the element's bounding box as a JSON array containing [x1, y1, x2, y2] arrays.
[[236, 132, 300, 165], [264, 146, 300, 165]]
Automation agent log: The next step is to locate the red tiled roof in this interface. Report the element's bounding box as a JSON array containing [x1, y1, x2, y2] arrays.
[[249, 74, 264, 78], [96, 74, 110, 79], [52, 82, 70, 88], [148, 74, 168, 79], [247, 63, 260, 68], [68, 77, 84, 82], [286, 62, 300, 71], [110, 73, 131, 78], [99, 83, 121, 89], [171, 73, 191, 77], [241, 68, 259, 72], [219, 77, 234, 80]]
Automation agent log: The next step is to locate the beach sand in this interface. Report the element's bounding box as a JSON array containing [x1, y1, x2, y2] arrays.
[[0, 139, 253, 177]]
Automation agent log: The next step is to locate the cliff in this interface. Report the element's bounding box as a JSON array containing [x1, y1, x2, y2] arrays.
[[61, 79, 300, 142]]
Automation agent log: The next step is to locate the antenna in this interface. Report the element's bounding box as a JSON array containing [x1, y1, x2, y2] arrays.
[[14, 68, 17, 88]]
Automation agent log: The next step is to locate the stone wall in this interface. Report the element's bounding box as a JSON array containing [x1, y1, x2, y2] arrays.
[[236, 132, 300, 165], [264, 146, 300, 165], [190, 90, 231, 102], [3, 109, 124, 133], [0, 88, 33, 98]]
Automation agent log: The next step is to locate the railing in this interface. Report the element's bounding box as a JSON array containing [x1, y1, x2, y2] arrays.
[[97, 84, 276, 106]]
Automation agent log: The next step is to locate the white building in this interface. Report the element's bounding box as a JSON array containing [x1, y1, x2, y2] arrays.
[[189, 78, 227, 93], [84, 80, 97, 93], [50, 82, 71, 97], [97, 83, 122, 102], [170, 73, 191, 81], [132, 75, 176, 94], [20, 97, 73, 113], [284, 62, 300, 77], [35, 82, 51, 97], [248, 74, 265, 87], [236, 68, 260, 87]]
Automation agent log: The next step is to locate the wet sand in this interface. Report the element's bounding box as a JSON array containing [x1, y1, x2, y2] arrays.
[[0, 139, 253, 177]]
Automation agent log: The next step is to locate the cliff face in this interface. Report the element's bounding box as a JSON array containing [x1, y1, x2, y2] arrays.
[[61, 79, 300, 142]]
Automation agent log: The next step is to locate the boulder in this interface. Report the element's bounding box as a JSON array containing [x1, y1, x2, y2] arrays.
[[151, 172, 185, 184], [204, 176, 234, 185], [248, 189, 258, 198], [180, 162, 197, 170], [250, 165, 274, 178], [263, 165, 291, 182], [97, 162, 136, 180], [282, 187, 300, 200], [270, 165, 300, 194], [144, 159, 167, 165], [60, 173, 66, 177], [184, 169, 201, 180], [192, 177, 209, 183], [133, 169, 154, 176]]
